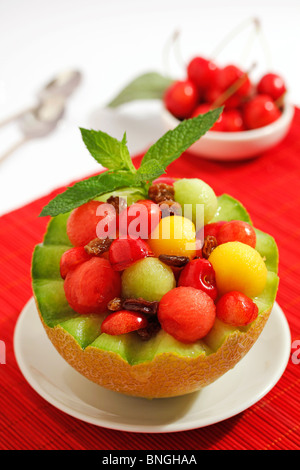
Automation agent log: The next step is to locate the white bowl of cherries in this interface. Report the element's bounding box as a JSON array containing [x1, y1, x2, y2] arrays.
[[162, 58, 294, 161]]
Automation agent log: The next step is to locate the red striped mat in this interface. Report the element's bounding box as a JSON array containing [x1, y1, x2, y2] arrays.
[[0, 109, 300, 450]]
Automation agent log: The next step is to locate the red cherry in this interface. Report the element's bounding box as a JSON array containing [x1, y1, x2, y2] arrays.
[[164, 79, 199, 119], [216, 64, 252, 98], [178, 258, 218, 301], [152, 176, 177, 186], [158, 286, 216, 343], [203, 87, 223, 105], [67, 201, 117, 247], [257, 73, 287, 101], [101, 310, 148, 335], [64, 258, 121, 314], [216, 291, 258, 326], [60, 246, 92, 279], [217, 220, 256, 248], [202, 221, 227, 239], [109, 237, 154, 271], [191, 103, 224, 131], [243, 94, 281, 129], [187, 57, 219, 91], [222, 109, 245, 132], [118, 199, 161, 239]]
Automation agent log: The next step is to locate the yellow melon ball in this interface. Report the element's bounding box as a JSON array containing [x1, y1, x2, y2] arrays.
[[149, 216, 196, 260], [208, 241, 268, 298]]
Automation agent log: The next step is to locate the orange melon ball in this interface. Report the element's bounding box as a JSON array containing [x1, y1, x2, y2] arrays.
[[208, 241, 268, 298], [148, 215, 196, 260]]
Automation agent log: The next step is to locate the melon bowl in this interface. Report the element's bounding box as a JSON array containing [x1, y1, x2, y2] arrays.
[[32, 193, 279, 399]]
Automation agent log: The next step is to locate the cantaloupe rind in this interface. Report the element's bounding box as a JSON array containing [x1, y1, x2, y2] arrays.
[[32, 194, 279, 398]]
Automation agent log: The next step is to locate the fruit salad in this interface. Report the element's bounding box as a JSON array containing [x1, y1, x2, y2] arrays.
[[32, 110, 279, 398]]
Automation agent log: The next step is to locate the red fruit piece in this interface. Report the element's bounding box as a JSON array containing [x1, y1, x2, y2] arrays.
[[217, 220, 256, 248], [216, 291, 258, 326], [257, 73, 286, 101], [60, 246, 92, 279], [64, 257, 121, 314], [158, 286, 216, 343], [191, 104, 224, 131], [243, 95, 281, 129], [178, 258, 218, 301], [109, 237, 154, 271], [216, 64, 252, 98], [222, 109, 245, 132], [101, 310, 148, 335], [118, 199, 161, 239], [67, 201, 116, 247], [187, 57, 219, 91], [164, 79, 199, 120], [152, 176, 177, 186], [196, 221, 226, 245]]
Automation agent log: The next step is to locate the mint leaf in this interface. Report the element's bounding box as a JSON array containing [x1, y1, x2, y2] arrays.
[[107, 72, 174, 108], [141, 107, 223, 169], [80, 128, 135, 172], [40, 171, 140, 217], [135, 160, 166, 184]]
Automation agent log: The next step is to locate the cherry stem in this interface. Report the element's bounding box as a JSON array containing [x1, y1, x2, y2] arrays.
[[210, 17, 260, 61], [211, 62, 257, 109], [274, 91, 286, 110], [162, 29, 182, 78]]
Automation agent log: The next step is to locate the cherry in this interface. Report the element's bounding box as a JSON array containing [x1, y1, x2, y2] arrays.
[[216, 64, 252, 98], [216, 291, 258, 326], [199, 221, 226, 240], [67, 201, 117, 247], [243, 94, 281, 129], [109, 237, 154, 271], [191, 103, 224, 131], [222, 109, 245, 132], [178, 258, 218, 301], [118, 199, 161, 239], [64, 257, 121, 314], [257, 73, 286, 101], [101, 310, 149, 335], [164, 79, 199, 119], [152, 176, 177, 186], [217, 220, 256, 248], [158, 286, 216, 343], [187, 56, 219, 91], [60, 246, 92, 279]]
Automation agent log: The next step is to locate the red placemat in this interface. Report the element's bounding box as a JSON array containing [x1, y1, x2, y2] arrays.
[[1, 109, 300, 450]]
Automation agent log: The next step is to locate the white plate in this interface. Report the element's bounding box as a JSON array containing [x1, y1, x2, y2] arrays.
[[14, 298, 291, 433]]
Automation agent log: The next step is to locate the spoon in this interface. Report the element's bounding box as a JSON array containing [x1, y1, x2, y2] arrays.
[[0, 94, 65, 163], [0, 69, 82, 128]]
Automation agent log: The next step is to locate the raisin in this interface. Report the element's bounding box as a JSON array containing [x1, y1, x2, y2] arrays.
[[106, 196, 127, 214], [148, 183, 175, 204], [122, 298, 158, 316], [84, 237, 113, 256], [136, 316, 161, 341], [107, 297, 123, 311], [202, 235, 218, 259], [158, 254, 190, 267]]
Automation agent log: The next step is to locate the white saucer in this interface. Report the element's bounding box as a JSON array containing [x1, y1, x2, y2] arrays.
[[14, 298, 291, 433]]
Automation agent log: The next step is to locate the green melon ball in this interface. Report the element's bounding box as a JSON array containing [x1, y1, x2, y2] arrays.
[[174, 178, 218, 226], [121, 257, 176, 302]]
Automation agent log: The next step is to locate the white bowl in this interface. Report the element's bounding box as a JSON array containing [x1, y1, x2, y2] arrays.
[[162, 102, 295, 161]]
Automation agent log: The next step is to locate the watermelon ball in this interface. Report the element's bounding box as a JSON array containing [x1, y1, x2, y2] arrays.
[[64, 257, 121, 314], [67, 200, 117, 247], [158, 286, 216, 343]]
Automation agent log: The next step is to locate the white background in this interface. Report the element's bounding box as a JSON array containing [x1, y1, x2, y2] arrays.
[[0, 0, 299, 215]]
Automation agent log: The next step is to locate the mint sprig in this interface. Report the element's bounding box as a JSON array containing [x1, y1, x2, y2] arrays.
[[40, 107, 223, 217]]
